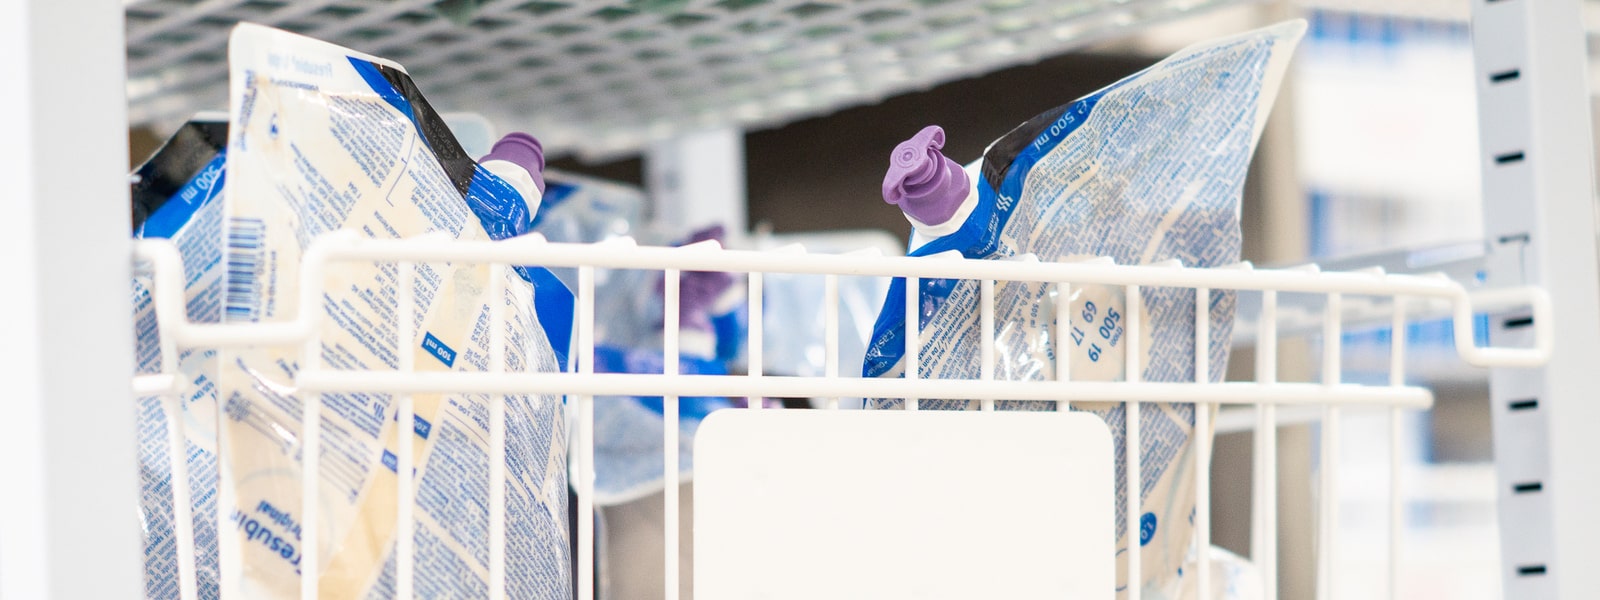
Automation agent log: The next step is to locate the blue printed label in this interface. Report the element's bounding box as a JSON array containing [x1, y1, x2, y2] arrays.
[[139, 152, 228, 240], [420, 332, 456, 367], [1139, 512, 1157, 546], [391, 411, 433, 439]]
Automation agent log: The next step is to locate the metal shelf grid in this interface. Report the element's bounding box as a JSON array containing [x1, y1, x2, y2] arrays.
[[124, 0, 1253, 158]]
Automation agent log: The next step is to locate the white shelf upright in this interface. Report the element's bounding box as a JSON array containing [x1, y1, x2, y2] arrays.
[[0, 0, 141, 598], [1472, 0, 1600, 597], [646, 127, 749, 243]]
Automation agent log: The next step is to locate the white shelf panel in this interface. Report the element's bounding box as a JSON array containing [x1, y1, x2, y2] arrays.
[[125, 0, 1254, 159]]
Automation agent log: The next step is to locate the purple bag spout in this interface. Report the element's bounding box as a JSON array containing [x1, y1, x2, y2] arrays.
[[882, 125, 969, 227]]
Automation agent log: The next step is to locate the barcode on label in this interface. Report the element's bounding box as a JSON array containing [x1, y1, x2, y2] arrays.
[[225, 217, 266, 321]]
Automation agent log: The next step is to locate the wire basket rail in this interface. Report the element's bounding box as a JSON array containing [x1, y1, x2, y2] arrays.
[[131, 231, 1551, 600]]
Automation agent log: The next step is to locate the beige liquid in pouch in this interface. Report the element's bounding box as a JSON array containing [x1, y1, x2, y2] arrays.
[[219, 23, 570, 598]]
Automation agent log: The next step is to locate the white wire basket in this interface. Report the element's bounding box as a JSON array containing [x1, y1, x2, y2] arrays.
[[131, 231, 1552, 600]]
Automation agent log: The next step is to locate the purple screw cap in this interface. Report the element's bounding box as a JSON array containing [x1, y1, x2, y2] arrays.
[[481, 132, 547, 195], [882, 125, 969, 227], [658, 225, 734, 333]]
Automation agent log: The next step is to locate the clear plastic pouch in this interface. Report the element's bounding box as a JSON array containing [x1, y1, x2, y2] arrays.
[[864, 21, 1305, 598]]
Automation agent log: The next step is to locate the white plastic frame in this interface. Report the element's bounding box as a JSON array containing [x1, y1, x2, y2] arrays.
[[131, 231, 1551, 600]]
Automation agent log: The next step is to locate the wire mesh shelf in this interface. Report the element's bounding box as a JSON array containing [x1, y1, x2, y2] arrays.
[[125, 0, 1254, 158]]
